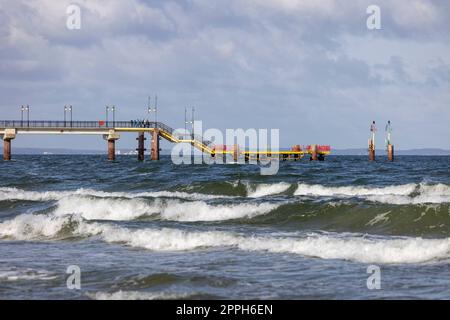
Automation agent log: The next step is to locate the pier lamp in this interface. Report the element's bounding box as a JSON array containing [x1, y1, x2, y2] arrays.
[[184, 107, 195, 139], [64, 105, 68, 127], [111, 105, 115, 127], [24, 105, 30, 127], [68, 105, 73, 127], [21, 105, 25, 125], [148, 95, 157, 125], [106, 105, 115, 127]]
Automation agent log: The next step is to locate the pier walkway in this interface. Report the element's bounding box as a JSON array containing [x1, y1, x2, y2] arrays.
[[0, 120, 330, 161]]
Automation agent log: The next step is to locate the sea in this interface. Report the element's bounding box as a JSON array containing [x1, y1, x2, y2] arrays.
[[0, 155, 449, 299]]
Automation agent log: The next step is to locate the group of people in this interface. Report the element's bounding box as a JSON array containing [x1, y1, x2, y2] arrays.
[[130, 119, 155, 128]]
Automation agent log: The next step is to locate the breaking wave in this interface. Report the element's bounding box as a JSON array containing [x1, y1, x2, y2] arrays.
[[0, 187, 229, 202], [245, 182, 291, 198], [294, 183, 450, 204], [87, 290, 193, 300], [52, 196, 279, 222], [1, 213, 450, 264], [0, 266, 58, 281]]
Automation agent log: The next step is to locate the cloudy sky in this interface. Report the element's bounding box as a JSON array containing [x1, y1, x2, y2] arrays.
[[1, 0, 449, 150]]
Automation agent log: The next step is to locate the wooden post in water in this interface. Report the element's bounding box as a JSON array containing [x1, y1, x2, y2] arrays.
[[151, 129, 160, 161]]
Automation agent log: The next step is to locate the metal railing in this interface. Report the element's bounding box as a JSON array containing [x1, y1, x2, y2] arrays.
[[0, 120, 213, 146], [0, 120, 175, 131]]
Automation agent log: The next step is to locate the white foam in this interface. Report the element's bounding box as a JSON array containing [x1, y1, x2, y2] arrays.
[[51, 196, 278, 222], [54, 196, 160, 221], [294, 183, 416, 197], [246, 182, 291, 198], [0, 267, 58, 281], [2, 214, 449, 264], [294, 183, 450, 204], [87, 290, 191, 300], [0, 213, 78, 240], [159, 201, 279, 221], [0, 187, 228, 202]]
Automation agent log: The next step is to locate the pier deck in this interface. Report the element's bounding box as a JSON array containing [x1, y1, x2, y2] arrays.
[[0, 120, 330, 161]]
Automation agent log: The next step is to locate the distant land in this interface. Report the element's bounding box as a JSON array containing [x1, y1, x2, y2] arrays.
[[2, 147, 450, 156]]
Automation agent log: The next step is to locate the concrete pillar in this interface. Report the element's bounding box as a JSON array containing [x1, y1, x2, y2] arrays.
[[136, 132, 146, 161], [387, 144, 394, 162], [368, 139, 375, 161], [151, 129, 160, 161], [3, 129, 16, 161], [311, 144, 318, 161], [108, 139, 116, 161]]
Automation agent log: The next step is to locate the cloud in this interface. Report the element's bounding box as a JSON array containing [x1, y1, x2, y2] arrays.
[[0, 0, 449, 149]]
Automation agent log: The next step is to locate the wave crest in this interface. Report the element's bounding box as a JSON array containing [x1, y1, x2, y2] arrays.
[[2, 214, 450, 264]]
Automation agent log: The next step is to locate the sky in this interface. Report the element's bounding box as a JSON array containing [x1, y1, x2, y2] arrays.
[[0, 0, 449, 150]]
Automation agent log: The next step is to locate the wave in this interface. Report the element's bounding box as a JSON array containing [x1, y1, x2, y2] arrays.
[[245, 182, 291, 198], [87, 290, 193, 300], [53, 196, 279, 222], [294, 183, 450, 204], [0, 187, 229, 202], [2, 213, 450, 264], [0, 266, 58, 281]]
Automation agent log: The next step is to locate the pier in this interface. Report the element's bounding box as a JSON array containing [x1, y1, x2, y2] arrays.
[[0, 120, 330, 162]]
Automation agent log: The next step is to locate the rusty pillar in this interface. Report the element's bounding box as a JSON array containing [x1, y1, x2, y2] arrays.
[[3, 139, 11, 161], [387, 144, 394, 162], [233, 144, 239, 162], [292, 145, 301, 161], [311, 144, 318, 161], [136, 132, 146, 161], [151, 129, 160, 161], [368, 139, 375, 161], [108, 139, 116, 161]]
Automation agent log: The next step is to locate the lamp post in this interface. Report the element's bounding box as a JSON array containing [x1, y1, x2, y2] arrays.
[[148, 95, 157, 126], [21, 105, 25, 126], [68, 105, 72, 127], [106, 105, 116, 128], [106, 106, 109, 127], [64, 105, 71, 127], [191, 107, 195, 140], [184, 107, 195, 140], [25, 105, 30, 127], [112, 105, 115, 127]]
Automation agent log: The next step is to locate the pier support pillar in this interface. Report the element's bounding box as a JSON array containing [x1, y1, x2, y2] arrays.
[[103, 130, 120, 161], [233, 145, 239, 162], [368, 139, 375, 161], [108, 139, 116, 161], [136, 132, 146, 161], [310, 144, 318, 161], [151, 129, 160, 161], [292, 145, 301, 161], [387, 144, 394, 162], [3, 139, 11, 161], [2, 129, 16, 161]]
